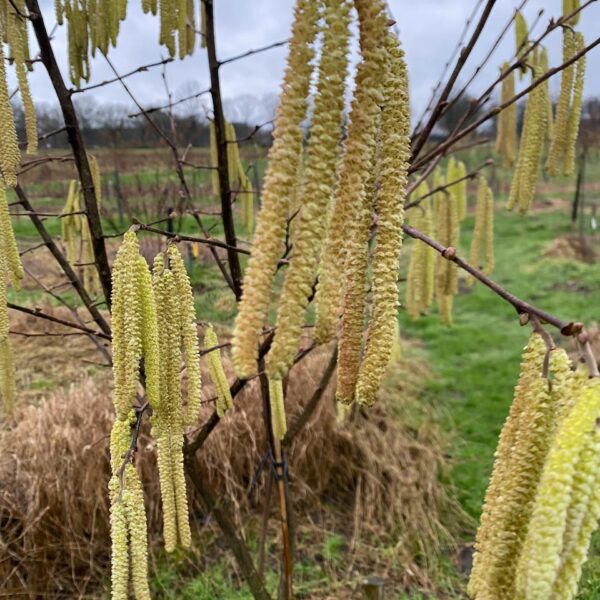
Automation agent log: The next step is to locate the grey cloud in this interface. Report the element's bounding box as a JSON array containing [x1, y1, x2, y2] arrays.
[[16, 0, 600, 123]]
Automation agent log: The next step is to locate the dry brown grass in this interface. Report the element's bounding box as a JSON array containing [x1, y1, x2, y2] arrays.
[[0, 330, 465, 598], [543, 234, 598, 263]]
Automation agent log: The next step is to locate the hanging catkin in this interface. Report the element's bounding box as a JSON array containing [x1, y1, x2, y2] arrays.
[[468, 334, 554, 600], [168, 245, 202, 425], [232, 0, 319, 379], [0, 40, 21, 187], [109, 231, 161, 599], [61, 180, 80, 265], [563, 32, 586, 177], [151, 254, 192, 552], [435, 165, 460, 326], [0, 240, 15, 415], [200, 0, 206, 48], [468, 175, 494, 285], [355, 34, 410, 406], [507, 49, 549, 214], [318, 0, 388, 406], [495, 63, 517, 168], [515, 11, 528, 79], [515, 371, 600, 600], [204, 323, 233, 418], [546, 29, 577, 177], [265, 0, 351, 380], [0, 183, 24, 290], [7, 11, 37, 155], [313, 0, 386, 348], [406, 192, 435, 320], [0, 182, 23, 414], [268, 376, 287, 440]]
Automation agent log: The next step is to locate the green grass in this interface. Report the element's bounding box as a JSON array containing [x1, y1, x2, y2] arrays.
[[399, 203, 600, 595]]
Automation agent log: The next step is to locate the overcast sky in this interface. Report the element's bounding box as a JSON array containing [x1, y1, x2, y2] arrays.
[[22, 0, 600, 124]]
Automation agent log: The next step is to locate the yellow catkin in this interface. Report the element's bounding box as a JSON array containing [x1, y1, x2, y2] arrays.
[[0, 40, 20, 187], [225, 121, 242, 189], [231, 0, 319, 379], [321, 0, 387, 406], [109, 232, 161, 598], [122, 464, 151, 600], [152, 258, 180, 552], [468, 175, 494, 284], [0, 245, 16, 414], [515, 373, 600, 600], [8, 12, 37, 155], [564, 0, 581, 25], [200, 0, 206, 48], [0, 183, 24, 289], [405, 184, 432, 319], [159, 0, 176, 57], [108, 476, 129, 600], [240, 173, 254, 232], [495, 63, 517, 168], [455, 160, 468, 221], [208, 121, 220, 195], [546, 28, 576, 177], [507, 49, 548, 214], [435, 169, 459, 326], [484, 182, 495, 275], [225, 121, 237, 187], [564, 32, 585, 177], [89, 153, 102, 204], [151, 249, 194, 551], [313, 0, 387, 350], [355, 34, 410, 407], [168, 245, 202, 425], [268, 376, 287, 440], [468, 334, 553, 600], [204, 323, 233, 418], [61, 180, 79, 265], [265, 0, 351, 380], [185, 0, 195, 54], [515, 11, 528, 79], [551, 387, 600, 600]]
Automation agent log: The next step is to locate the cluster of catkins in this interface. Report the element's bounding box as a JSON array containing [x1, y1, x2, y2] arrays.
[[0, 0, 37, 187], [469, 333, 600, 600], [61, 155, 102, 295], [209, 120, 255, 231], [230, 0, 410, 433], [497, 4, 586, 214], [405, 160, 494, 326], [56, 0, 204, 87], [0, 183, 23, 414], [109, 232, 232, 598]]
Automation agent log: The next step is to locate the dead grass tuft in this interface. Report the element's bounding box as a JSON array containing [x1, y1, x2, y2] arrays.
[[543, 234, 598, 263], [0, 338, 465, 598]]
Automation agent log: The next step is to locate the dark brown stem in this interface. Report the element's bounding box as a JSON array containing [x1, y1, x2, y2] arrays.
[[7, 302, 110, 339], [184, 454, 272, 600], [282, 346, 338, 448], [413, 34, 600, 172], [26, 0, 112, 305], [203, 0, 243, 300], [403, 224, 572, 333], [411, 0, 497, 160], [258, 361, 294, 600], [14, 184, 111, 336]]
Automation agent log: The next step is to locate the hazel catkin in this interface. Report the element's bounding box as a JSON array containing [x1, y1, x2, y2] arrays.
[[265, 0, 351, 381], [204, 323, 233, 418], [232, 0, 319, 379], [355, 33, 410, 407]]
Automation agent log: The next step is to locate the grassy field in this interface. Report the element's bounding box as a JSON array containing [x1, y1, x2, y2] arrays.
[[6, 145, 600, 598], [399, 180, 600, 597]]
